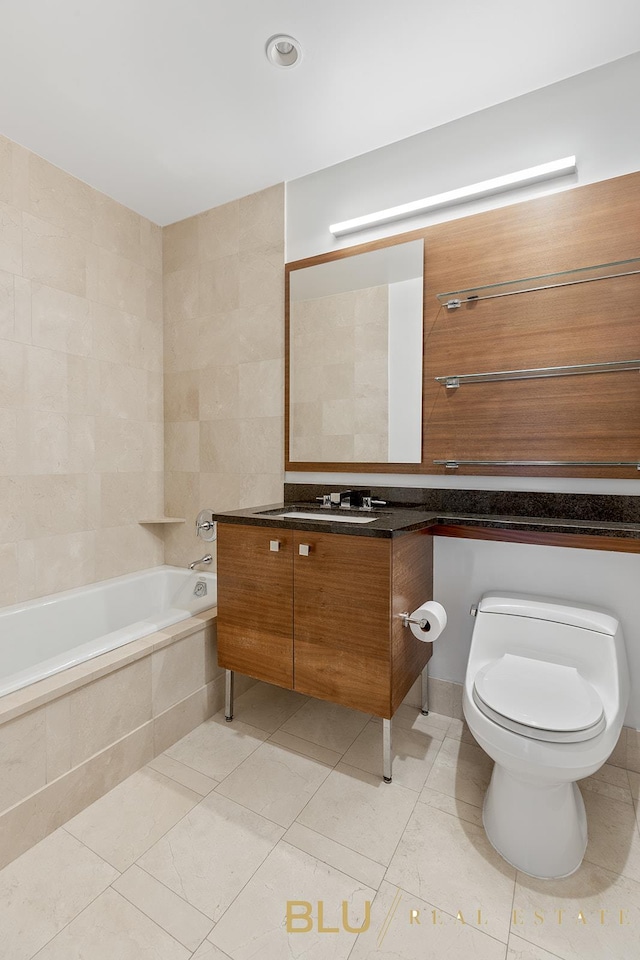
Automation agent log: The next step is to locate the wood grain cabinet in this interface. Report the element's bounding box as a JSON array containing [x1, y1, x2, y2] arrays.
[[217, 522, 433, 719]]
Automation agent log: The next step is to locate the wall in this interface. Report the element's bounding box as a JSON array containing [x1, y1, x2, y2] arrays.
[[285, 51, 640, 497], [0, 134, 164, 607], [283, 53, 640, 724], [162, 184, 285, 568], [290, 284, 389, 462], [287, 52, 640, 261]]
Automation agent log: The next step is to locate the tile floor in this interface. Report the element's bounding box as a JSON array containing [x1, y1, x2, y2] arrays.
[[2, 682, 640, 959]]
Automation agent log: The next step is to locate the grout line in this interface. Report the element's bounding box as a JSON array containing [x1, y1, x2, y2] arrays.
[[61, 762, 214, 883], [212, 749, 333, 830], [26, 835, 122, 959], [624, 768, 640, 831], [344, 882, 392, 960], [266, 730, 343, 767], [271, 724, 352, 755], [280, 825, 384, 890], [375, 741, 511, 938], [147, 755, 221, 794], [60, 824, 124, 875], [271, 716, 369, 757], [112, 863, 215, 953], [200, 829, 290, 940], [505, 858, 519, 959], [90, 752, 298, 936], [161, 723, 266, 786], [286, 762, 378, 854], [508, 928, 573, 960], [378, 779, 422, 884]]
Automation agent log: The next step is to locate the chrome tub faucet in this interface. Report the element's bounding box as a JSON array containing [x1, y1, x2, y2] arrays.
[[189, 554, 212, 570]]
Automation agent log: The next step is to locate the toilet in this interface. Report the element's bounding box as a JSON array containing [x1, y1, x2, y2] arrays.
[[463, 592, 629, 879]]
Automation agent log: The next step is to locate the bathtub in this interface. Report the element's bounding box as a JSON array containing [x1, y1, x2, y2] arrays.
[[0, 565, 217, 699]]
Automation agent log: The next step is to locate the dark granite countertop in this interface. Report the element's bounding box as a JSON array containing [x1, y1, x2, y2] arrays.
[[212, 503, 435, 538], [212, 503, 640, 542], [433, 513, 640, 541]]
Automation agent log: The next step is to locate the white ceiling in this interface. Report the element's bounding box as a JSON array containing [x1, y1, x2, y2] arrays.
[[1, 1, 639, 226]]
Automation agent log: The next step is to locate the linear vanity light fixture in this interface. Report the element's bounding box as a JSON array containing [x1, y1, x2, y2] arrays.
[[329, 156, 577, 237]]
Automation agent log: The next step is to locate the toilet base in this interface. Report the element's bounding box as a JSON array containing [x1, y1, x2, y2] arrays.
[[483, 763, 588, 879]]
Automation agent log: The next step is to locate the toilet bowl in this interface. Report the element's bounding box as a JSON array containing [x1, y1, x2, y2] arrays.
[[463, 592, 629, 879]]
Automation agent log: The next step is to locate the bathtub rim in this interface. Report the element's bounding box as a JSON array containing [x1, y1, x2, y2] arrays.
[[0, 563, 215, 621], [0, 606, 217, 728]]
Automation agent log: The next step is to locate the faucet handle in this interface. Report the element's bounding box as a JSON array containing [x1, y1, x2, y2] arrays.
[[315, 495, 332, 508], [196, 509, 217, 541], [362, 495, 386, 510]]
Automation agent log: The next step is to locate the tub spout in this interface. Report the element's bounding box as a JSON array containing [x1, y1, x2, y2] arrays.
[[189, 554, 212, 570]]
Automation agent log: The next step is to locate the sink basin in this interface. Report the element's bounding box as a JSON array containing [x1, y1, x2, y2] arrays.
[[258, 510, 379, 524]]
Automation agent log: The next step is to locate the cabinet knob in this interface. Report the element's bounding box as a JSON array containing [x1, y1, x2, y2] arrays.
[[269, 540, 281, 552], [298, 544, 311, 556]]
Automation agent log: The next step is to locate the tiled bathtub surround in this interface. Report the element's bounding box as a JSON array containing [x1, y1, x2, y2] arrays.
[[163, 184, 285, 568], [0, 608, 260, 871], [0, 134, 165, 606]]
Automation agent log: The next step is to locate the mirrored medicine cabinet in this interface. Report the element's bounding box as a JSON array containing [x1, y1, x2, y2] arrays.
[[285, 237, 424, 469]]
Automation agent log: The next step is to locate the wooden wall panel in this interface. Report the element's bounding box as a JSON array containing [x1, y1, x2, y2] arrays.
[[422, 172, 640, 478], [423, 173, 640, 292], [428, 373, 640, 466], [426, 276, 640, 376]]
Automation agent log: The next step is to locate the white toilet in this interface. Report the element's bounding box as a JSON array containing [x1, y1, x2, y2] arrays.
[[463, 592, 629, 879]]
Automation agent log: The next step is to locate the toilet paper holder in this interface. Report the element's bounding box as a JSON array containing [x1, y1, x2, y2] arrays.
[[398, 611, 431, 632]]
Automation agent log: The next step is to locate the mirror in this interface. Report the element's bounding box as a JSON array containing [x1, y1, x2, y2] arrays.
[[287, 238, 424, 465]]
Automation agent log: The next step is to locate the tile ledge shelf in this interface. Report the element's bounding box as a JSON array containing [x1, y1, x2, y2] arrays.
[[138, 517, 185, 524]]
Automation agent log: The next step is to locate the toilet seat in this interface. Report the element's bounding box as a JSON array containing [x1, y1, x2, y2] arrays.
[[472, 653, 605, 743]]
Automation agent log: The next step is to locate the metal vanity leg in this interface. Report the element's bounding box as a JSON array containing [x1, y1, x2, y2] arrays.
[[225, 669, 234, 722], [383, 718, 393, 783], [421, 663, 429, 716]]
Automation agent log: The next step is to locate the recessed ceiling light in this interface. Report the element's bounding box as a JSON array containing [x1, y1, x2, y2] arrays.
[[266, 34, 302, 68]]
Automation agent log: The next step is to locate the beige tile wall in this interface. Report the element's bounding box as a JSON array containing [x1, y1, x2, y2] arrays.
[[0, 135, 164, 605], [290, 284, 389, 462], [163, 184, 285, 567]]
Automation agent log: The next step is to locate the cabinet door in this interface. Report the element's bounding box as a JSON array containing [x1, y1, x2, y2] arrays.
[[293, 531, 392, 717], [217, 523, 294, 689]]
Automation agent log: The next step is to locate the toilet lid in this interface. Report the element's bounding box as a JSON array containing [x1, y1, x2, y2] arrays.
[[473, 653, 604, 733]]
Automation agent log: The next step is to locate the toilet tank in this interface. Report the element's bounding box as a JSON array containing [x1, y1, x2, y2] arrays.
[[471, 592, 627, 717]]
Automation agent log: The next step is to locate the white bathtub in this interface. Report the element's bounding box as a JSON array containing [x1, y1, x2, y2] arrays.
[[0, 566, 217, 699]]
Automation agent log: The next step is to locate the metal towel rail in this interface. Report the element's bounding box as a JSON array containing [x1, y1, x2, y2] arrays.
[[434, 460, 640, 470]]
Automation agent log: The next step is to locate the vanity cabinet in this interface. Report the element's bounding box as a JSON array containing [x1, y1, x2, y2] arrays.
[[217, 522, 433, 718]]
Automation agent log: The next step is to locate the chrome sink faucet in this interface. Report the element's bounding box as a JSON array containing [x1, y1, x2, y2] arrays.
[[315, 491, 350, 508], [189, 554, 212, 569], [315, 490, 387, 511]]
